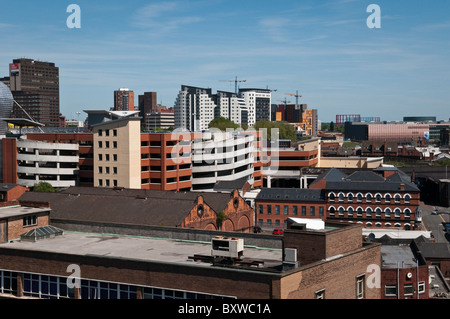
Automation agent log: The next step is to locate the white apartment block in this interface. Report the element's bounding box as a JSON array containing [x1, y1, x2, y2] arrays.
[[174, 85, 215, 132], [174, 85, 271, 131], [239, 88, 272, 126]]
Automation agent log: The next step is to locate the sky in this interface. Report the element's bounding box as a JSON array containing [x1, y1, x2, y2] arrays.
[[0, 0, 449, 123]]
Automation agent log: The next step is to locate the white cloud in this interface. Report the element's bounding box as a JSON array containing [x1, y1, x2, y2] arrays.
[[132, 1, 202, 34]]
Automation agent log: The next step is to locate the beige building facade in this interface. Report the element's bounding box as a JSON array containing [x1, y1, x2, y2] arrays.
[[92, 117, 141, 189]]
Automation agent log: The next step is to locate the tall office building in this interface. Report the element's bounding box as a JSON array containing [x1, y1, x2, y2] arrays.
[[7, 58, 60, 127], [114, 88, 134, 111], [174, 85, 272, 131], [214, 91, 247, 126], [174, 85, 215, 131], [239, 88, 272, 126]]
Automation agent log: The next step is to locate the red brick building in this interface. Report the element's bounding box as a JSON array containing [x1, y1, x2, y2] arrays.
[[0, 218, 381, 299], [19, 186, 254, 232], [310, 167, 421, 230], [255, 188, 326, 229], [0, 205, 51, 243]]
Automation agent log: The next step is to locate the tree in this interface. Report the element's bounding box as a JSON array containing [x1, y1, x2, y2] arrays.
[[254, 120, 297, 142], [33, 181, 57, 193], [208, 117, 239, 131], [329, 121, 335, 132], [216, 211, 227, 230]]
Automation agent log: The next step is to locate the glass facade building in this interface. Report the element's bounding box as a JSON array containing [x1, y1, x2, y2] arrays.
[[0, 82, 14, 135]]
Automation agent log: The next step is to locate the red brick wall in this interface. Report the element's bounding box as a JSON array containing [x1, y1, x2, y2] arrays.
[[2, 138, 17, 184], [4, 212, 50, 241], [181, 190, 253, 232], [281, 242, 381, 299], [4, 185, 28, 202], [381, 265, 429, 299], [283, 223, 363, 266], [255, 199, 326, 229]]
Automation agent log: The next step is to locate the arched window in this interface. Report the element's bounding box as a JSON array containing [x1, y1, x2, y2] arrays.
[[338, 192, 345, 202], [356, 193, 363, 202], [356, 207, 363, 217], [375, 193, 382, 203], [329, 206, 336, 216], [338, 206, 345, 217], [404, 194, 411, 204], [394, 193, 401, 204], [366, 193, 373, 203], [366, 207, 373, 218], [385, 193, 391, 204], [366, 222, 373, 227], [347, 193, 354, 203], [348, 206, 354, 217], [375, 207, 382, 218], [394, 208, 401, 218], [385, 208, 392, 218], [329, 192, 336, 202], [385, 223, 391, 227], [404, 208, 411, 218]]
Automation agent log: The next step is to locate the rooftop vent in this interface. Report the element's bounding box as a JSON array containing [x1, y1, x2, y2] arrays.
[[211, 236, 244, 259]]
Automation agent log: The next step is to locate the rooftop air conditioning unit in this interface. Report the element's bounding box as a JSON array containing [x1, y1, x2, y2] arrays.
[[211, 236, 244, 259]]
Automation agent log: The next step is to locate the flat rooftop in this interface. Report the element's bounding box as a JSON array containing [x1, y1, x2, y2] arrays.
[[381, 245, 417, 269], [1, 231, 283, 270], [0, 205, 50, 219]]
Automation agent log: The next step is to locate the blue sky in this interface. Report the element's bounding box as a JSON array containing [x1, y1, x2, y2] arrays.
[[0, 0, 449, 122]]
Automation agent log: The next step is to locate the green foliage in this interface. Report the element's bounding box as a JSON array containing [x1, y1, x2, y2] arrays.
[[432, 158, 450, 167], [216, 211, 227, 229], [254, 120, 297, 141], [33, 181, 57, 193], [329, 121, 335, 132], [208, 117, 239, 131]]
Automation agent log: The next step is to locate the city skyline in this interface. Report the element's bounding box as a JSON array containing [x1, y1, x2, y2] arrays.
[[0, 0, 449, 122]]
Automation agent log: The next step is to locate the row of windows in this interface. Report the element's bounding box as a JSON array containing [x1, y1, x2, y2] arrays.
[[98, 166, 117, 175], [98, 179, 118, 187], [258, 205, 325, 217], [98, 154, 118, 161], [329, 192, 412, 204], [0, 270, 230, 300], [329, 206, 412, 218], [98, 129, 117, 137], [98, 141, 117, 149], [385, 282, 425, 297]]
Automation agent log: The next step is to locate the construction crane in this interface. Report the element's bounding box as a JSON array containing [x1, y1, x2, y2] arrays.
[[285, 90, 302, 109], [220, 76, 247, 94], [265, 86, 278, 92], [278, 99, 291, 105]]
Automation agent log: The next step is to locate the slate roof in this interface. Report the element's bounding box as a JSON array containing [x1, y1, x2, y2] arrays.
[[415, 242, 450, 259], [310, 167, 419, 192], [213, 178, 249, 192], [256, 188, 326, 202], [19, 187, 235, 227], [310, 167, 346, 186]]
